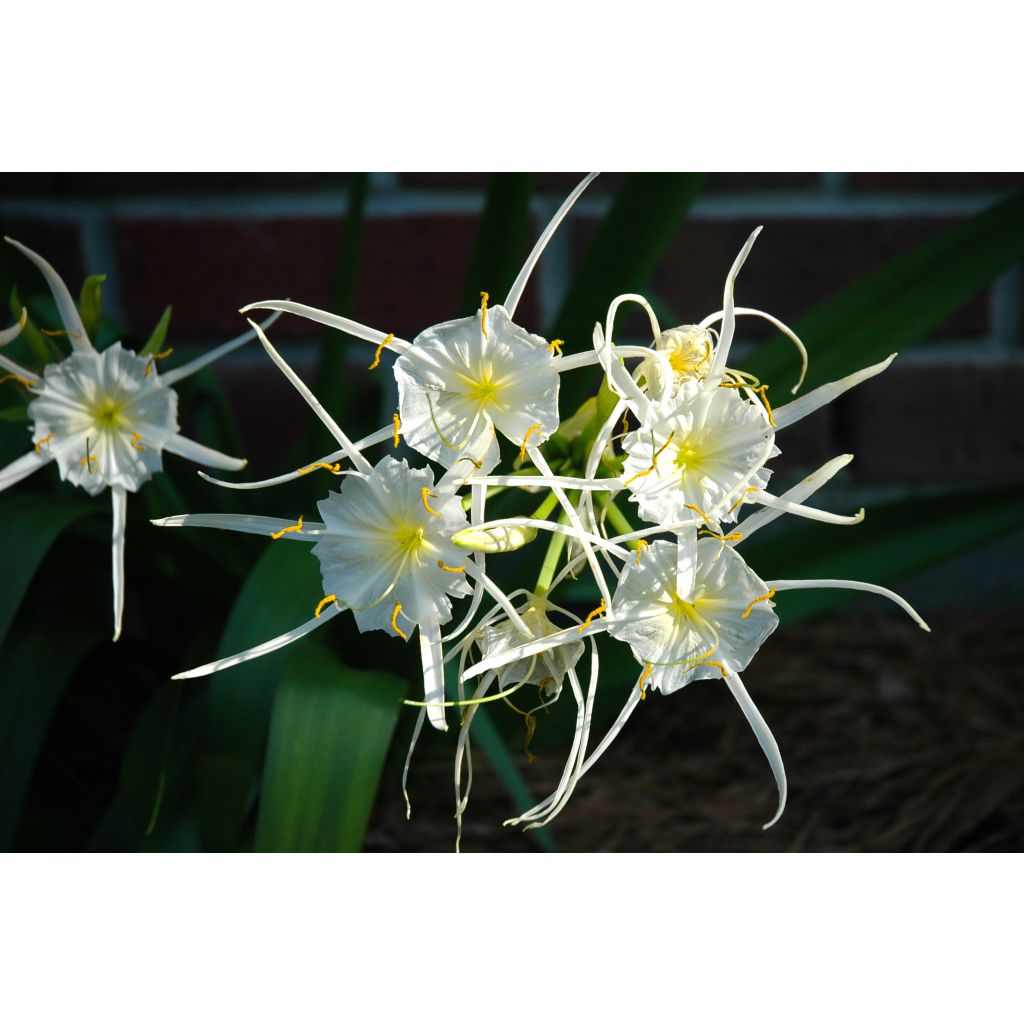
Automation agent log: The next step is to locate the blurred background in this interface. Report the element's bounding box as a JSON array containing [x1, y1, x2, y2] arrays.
[[1, 172, 1021, 852]]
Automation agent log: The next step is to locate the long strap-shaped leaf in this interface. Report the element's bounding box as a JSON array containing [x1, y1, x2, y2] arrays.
[[255, 642, 406, 852], [745, 190, 1024, 392]]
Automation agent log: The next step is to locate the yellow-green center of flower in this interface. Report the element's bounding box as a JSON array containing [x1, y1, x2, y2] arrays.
[[674, 439, 706, 473], [93, 397, 126, 431], [397, 525, 426, 553]]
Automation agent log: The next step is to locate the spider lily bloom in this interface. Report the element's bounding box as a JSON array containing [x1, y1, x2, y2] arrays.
[[238, 173, 598, 475], [155, 453, 473, 731], [0, 237, 271, 640]]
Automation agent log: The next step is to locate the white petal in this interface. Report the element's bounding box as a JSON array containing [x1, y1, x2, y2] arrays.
[[158, 311, 283, 387], [0, 446, 60, 493], [239, 299, 411, 353], [165, 433, 247, 472], [5, 237, 92, 352], [723, 669, 786, 829], [773, 354, 897, 430], [748, 489, 865, 527], [707, 227, 762, 381], [768, 578, 930, 631], [173, 603, 341, 679], [0, 351, 40, 383], [699, 306, 808, 394], [111, 486, 127, 641], [504, 172, 597, 318], [0, 309, 28, 348], [419, 621, 448, 733], [402, 707, 427, 820], [151, 512, 326, 541]]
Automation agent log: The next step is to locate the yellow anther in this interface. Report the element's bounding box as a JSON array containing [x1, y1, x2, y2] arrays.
[[455, 455, 483, 470], [391, 602, 409, 641], [297, 462, 342, 476], [741, 589, 777, 619], [694, 659, 726, 674], [518, 422, 543, 461], [578, 599, 607, 633], [635, 538, 649, 566], [437, 560, 465, 573], [40, 327, 80, 339], [728, 487, 759, 515], [33, 433, 55, 454], [699, 529, 743, 542], [623, 430, 675, 487], [129, 432, 147, 452], [479, 292, 490, 337], [368, 332, 394, 370], [755, 384, 776, 427], [0, 373, 35, 388], [314, 594, 338, 618], [421, 487, 442, 519], [78, 437, 97, 473], [622, 464, 655, 487], [684, 503, 714, 527], [547, 337, 564, 354], [620, 410, 630, 437], [393, 413, 401, 448], [270, 515, 304, 540], [637, 663, 653, 700], [145, 347, 174, 377]]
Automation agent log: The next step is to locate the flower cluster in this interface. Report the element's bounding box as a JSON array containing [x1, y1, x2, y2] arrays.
[[2, 175, 928, 846]]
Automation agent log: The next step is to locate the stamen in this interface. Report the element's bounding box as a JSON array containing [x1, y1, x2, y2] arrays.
[[693, 659, 726, 674], [502, 694, 538, 762], [314, 594, 338, 618], [684, 503, 714, 526], [297, 462, 342, 475], [637, 662, 653, 700], [392, 413, 401, 448], [0, 373, 35, 389], [33, 433, 55, 454], [635, 538, 649, 566], [754, 384, 776, 426], [40, 327, 81, 339], [623, 430, 675, 487], [518, 422, 543, 461], [426, 392, 469, 451], [368, 332, 395, 371], [578, 599, 607, 633], [547, 338, 564, 354], [129, 432, 147, 452], [479, 292, 490, 337], [620, 410, 630, 438], [728, 487, 759, 515], [270, 515, 304, 540], [741, 589, 777, 619], [455, 455, 483, 470], [145, 347, 174, 377], [391, 602, 409, 641], [79, 437, 97, 473], [403, 679, 528, 710], [421, 487, 442, 519], [437, 560, 466, 573], [699, 528, 743, 542]]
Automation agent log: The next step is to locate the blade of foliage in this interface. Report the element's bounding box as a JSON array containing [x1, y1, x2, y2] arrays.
[[743, 483, 1024, 624], [550, 172, 705, 407], [197, 538, 323, 850], [460, 173, 534, 315], [0, 628, 96, 848], [0, 493, 95, 651], [139, 305, 172, 357], [746, 190, 1024, 392], [255, 642, 406, 852], [77, 274, 106, 341]]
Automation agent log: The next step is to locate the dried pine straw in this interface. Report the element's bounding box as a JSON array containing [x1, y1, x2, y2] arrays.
[[365, 611, 1024, 852]]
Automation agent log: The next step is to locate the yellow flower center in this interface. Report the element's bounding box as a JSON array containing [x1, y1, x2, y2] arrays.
[[674, 439, 705, 473], [93, 397, 126, 431], [397, 525, 426, 553]]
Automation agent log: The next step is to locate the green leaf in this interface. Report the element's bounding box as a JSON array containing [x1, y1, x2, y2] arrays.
[[746, 190, 1024, 393], [743, 483, 1024, 625], [0, 628, 96, 849], [77, 274, 106, 341], [0, 406, 28, 422], [550, 172, 706, 407], [255, 643, 406, 852], [460, 173, 534, 315], [0, 493, 95, 652], [198, 538, 324, 850], [139, 305, 172, 357]]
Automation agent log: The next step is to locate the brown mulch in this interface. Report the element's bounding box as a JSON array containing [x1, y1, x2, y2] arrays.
[[364, 611, 1024, 852]]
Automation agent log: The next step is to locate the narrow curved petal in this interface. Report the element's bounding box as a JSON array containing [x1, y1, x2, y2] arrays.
[[0, 308, 27, 347], [402, 707, 428, 819], [159, 311, 283, 387], [111, 486, 127, 641], [463, 619, 610, 682], [419, 621, 447, 733], [164, 433, 247, 472], [249, 319, 374, 474], [738, 454, 854, 541], [768, 578, 930, 631], [773, 354, 897, 430], [723, 669, 786, 830], [0, 350, 40, 383], [172, 602, 341, 679], [504, 172, 598, 319], [467, 473, 618, 492], [239, 299, 411, 354], [151, 512, 326, 541], [4, 237, 92, 352], [0, 446, 62, 493], [749, 489, 864, 527], [593, 323, 649, 412], [708, 227, 762, 381], [700, 306, 808, 393]]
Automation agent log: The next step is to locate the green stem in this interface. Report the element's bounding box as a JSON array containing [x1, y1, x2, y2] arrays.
[[534, 513, 569, 598]]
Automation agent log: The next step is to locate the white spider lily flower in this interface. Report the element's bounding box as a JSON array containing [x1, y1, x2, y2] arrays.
[[238, 173, 598, 474], [0, 237, 269, 640]]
